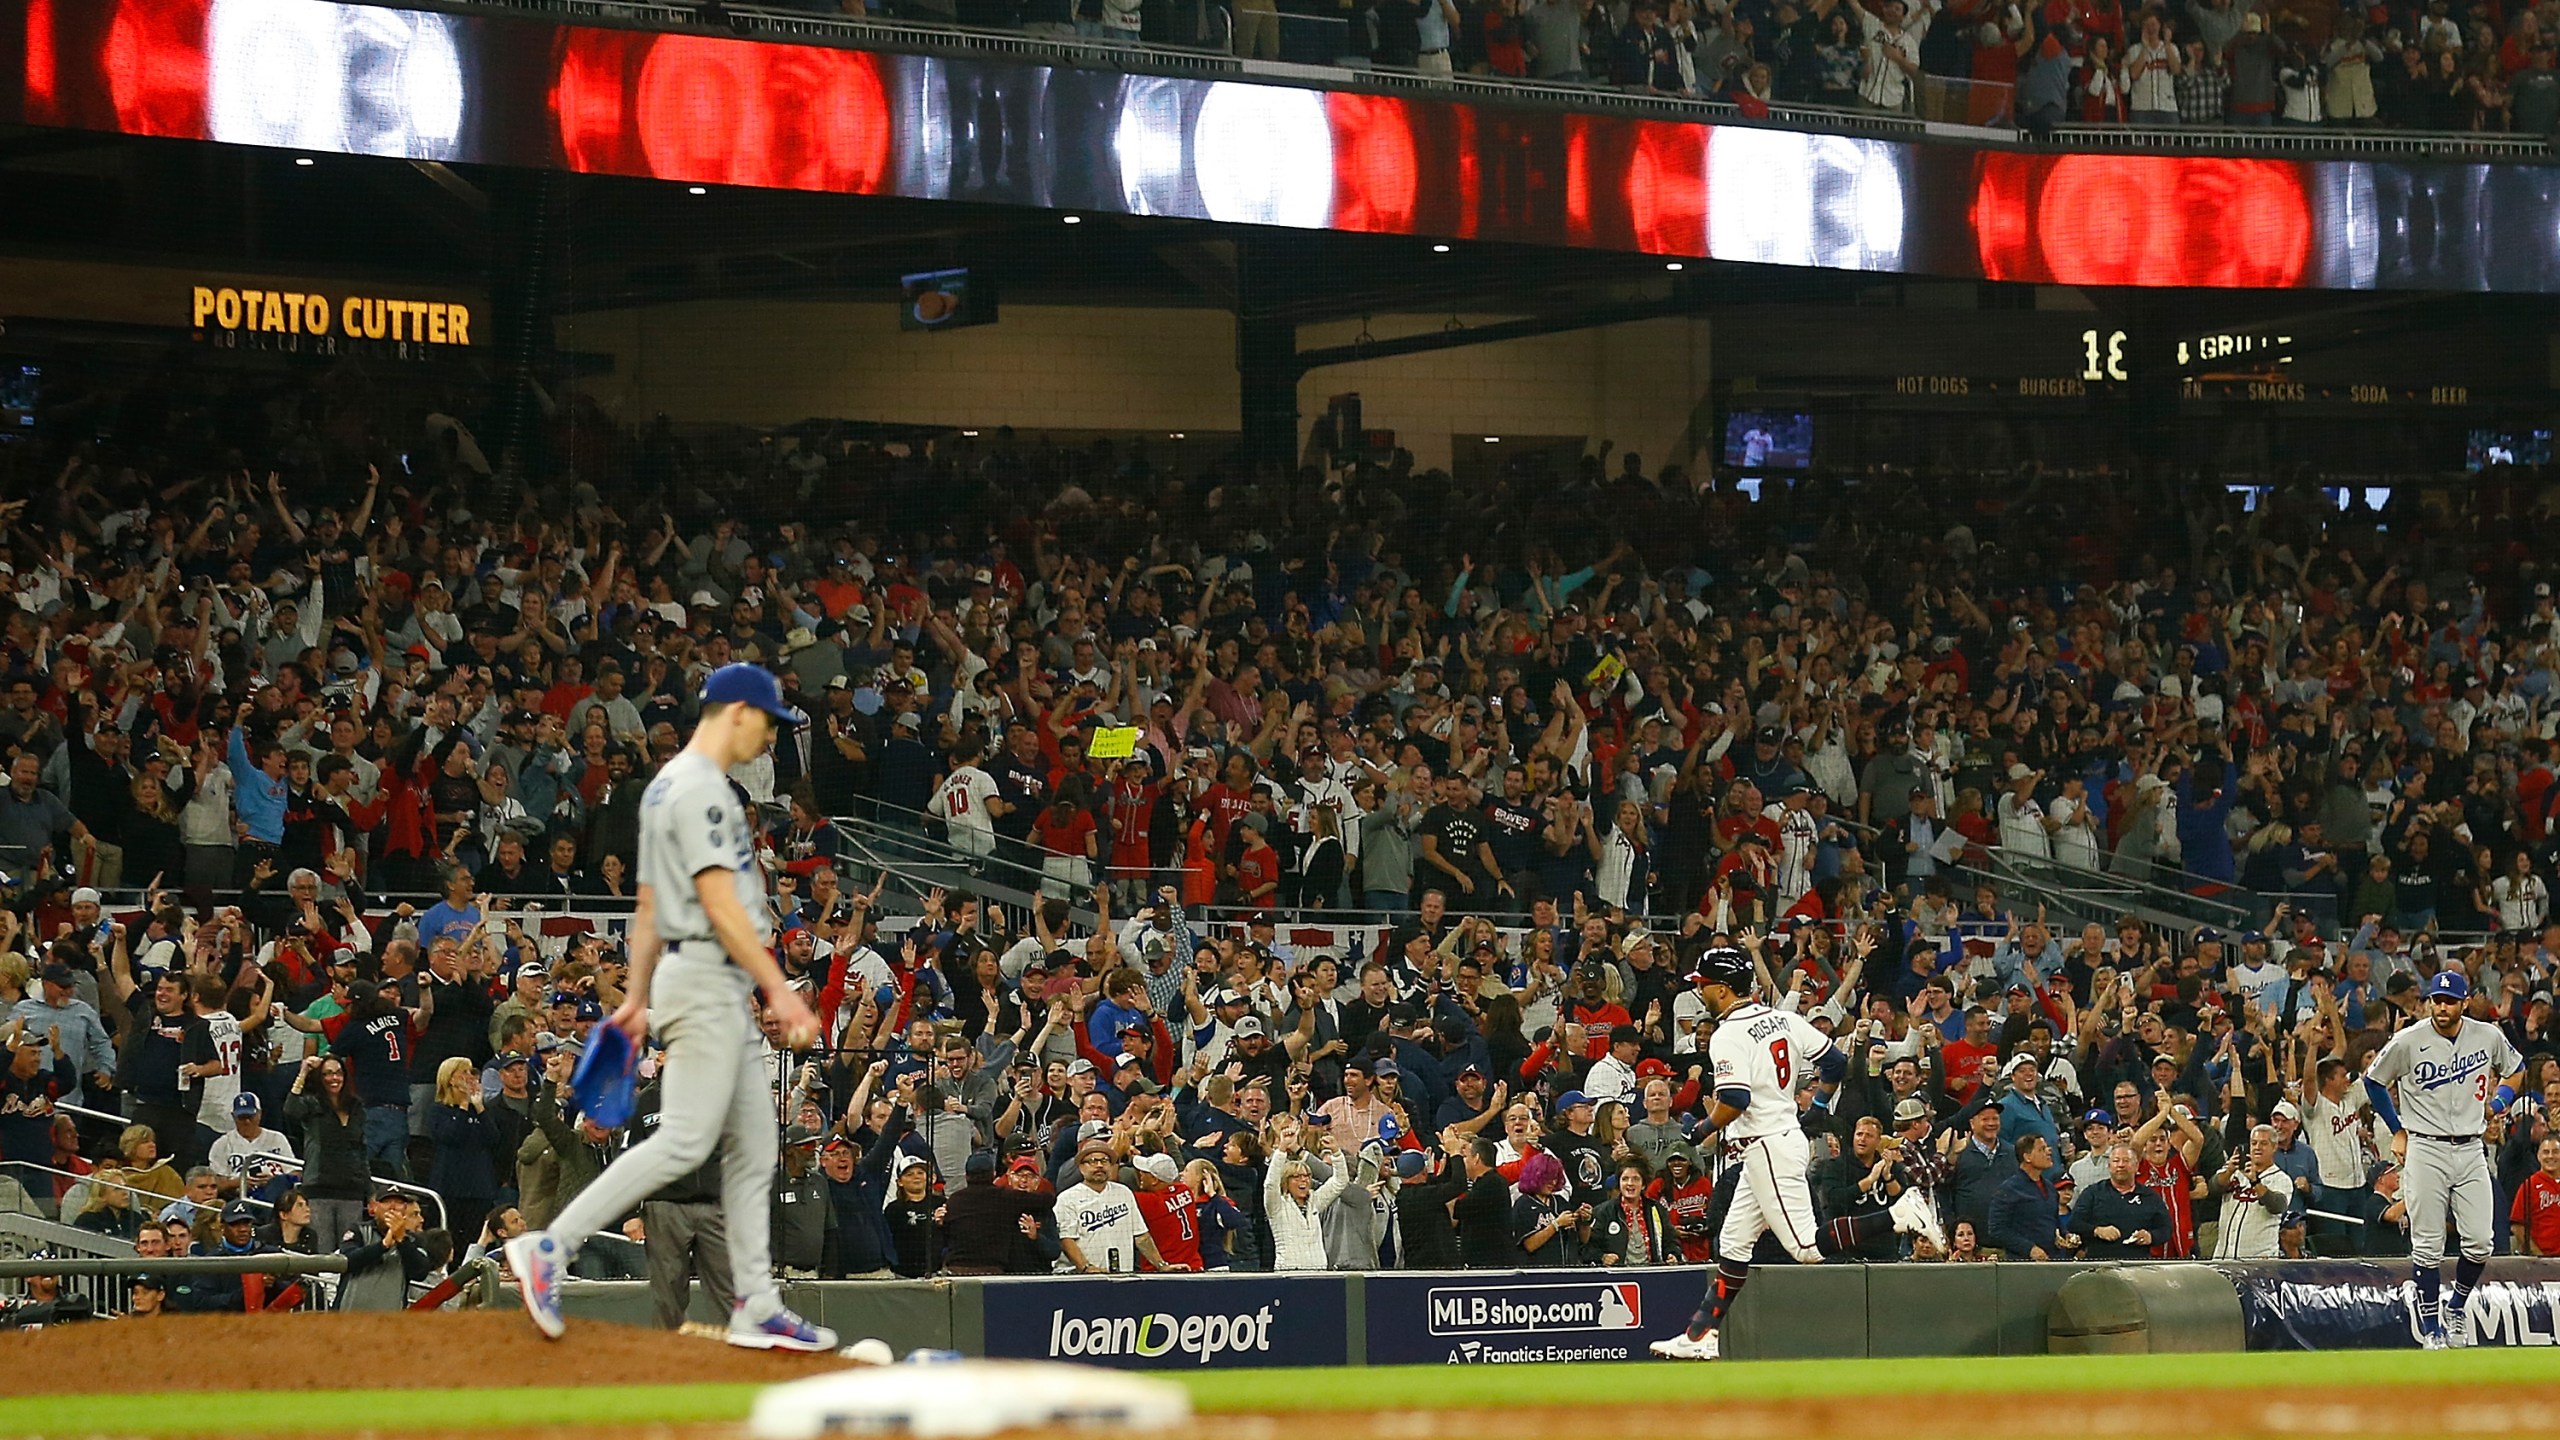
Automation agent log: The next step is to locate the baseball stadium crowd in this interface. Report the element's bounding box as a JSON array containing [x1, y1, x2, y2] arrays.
[[720, 0, 2560, 135], [3, 384, 2560, 1322]]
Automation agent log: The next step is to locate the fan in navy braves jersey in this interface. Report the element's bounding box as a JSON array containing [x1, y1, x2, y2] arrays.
[[1650, 940, 1942, 1361], [2360, 968, 2526, 1347]]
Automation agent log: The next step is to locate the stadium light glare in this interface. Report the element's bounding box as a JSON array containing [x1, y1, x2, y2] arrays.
[[1665, 261, 1682, 271], [295, 156, 314, 166], [1062, 214, 1081, 224], [1432, 244, 1450, 253]]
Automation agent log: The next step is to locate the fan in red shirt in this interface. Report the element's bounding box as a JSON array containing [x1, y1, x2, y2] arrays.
[[1031, 794, 1098, 882], [1131, 1152, 1204, 1270], [1650, 1149, 1717, 1262], [1200, 754, 1262, 855], [2512, 1138, 2560, 1257], [1938, 1008, 2001, 1103], [1104, 758, 1158, 893], [2133, 1106, 2204, 1259], [1229, 825, 1282, 913], [1561, 965, 1633, 1058]]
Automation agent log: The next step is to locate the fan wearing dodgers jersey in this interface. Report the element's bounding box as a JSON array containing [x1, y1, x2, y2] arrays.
[[1650, 941, 1944, 1362], [506, 665, 835, 1354], [2360, 968, 2526, 1349]]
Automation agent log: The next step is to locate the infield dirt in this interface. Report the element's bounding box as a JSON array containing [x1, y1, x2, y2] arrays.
[[0, 1310, 849, 1394]]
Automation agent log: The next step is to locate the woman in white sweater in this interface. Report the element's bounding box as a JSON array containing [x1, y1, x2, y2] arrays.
[[1265, 1142, 1351, 1271]]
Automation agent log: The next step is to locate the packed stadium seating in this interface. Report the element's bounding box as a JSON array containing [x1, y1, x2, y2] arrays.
[[548, 0, 2560, 139], [2, 353, 2557, 1309]]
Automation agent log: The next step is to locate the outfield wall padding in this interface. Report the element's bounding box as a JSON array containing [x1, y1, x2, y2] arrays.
[[2048, 1266, 2248, 1354], [1867, 1262, 2001, 1357], [538, 1258, 2560, 1363]]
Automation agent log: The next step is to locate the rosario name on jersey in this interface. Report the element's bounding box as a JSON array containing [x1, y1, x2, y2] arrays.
[[1708, 1001, 1834, 1141], [2366, 1017, 2522, 1138]]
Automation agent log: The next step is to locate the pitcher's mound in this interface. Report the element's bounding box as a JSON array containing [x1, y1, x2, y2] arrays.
[[0, 1310, 849, 1395]]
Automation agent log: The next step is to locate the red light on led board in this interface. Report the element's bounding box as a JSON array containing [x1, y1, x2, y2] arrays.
[[634, 34, 889, 193], [106, 0, 212, 141], [1973, 154, 2310, 288], [1326, 93, 1418, 235], [552, 29, 889, 194], [1626, 120, 1707, 257]]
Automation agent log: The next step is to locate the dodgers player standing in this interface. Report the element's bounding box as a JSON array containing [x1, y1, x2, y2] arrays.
[[507, 665, 835, 1351], [2361, 968, 2525, 1348]]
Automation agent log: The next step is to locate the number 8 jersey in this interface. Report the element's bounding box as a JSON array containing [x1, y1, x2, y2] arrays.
[[1707, 1001, 1835, 1142]]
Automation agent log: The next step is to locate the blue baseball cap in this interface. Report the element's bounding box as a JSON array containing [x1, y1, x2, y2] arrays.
[[700, 662, 807, 725], [2424, 969, 2471, 1002]]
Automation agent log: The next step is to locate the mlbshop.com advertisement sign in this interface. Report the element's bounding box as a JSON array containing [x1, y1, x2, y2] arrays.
[[1365, 1269, 1706, 1364], [979, 1275, 1349, 1369]]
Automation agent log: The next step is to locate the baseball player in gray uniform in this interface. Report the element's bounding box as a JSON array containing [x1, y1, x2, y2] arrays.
[[2361, 968, 2525, 1349], [507, 665, 834, 1352]]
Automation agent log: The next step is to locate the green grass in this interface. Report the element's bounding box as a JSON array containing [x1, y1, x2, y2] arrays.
[[1180, 1348, 2560, 1410], [8, 1349, 2558, 1436]]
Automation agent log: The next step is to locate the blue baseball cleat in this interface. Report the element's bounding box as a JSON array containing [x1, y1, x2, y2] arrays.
[[729, 1302, 838, 1353], [504, 1231, 566, 1339]]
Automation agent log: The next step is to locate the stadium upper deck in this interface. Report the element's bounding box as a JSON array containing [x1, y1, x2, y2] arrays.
[[7, 0, 2560, 291]]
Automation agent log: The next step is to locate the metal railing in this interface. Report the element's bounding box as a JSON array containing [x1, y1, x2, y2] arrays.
[[388, 0, 2553, 161], [49, 1103, 451, 1233], [0, 1237, 346, 1314]]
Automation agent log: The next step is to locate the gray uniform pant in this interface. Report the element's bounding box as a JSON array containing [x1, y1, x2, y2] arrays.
[[547, 955, 781, 1317], [644, 1199, 734, 1329], [2404, 1133, 2494, 1266]]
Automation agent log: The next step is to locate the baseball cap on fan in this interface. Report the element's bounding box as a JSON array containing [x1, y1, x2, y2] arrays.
[[700, 662, 807, 725]]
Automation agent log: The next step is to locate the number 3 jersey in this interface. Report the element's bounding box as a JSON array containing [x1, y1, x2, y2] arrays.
[[2365, 1016, 2521, 1139], [1706, 1000, 1834, 1142]]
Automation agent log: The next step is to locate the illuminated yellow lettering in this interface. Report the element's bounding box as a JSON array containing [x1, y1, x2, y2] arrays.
[[447, 305, 470, 346], [306, 294, 331, 336], [192, 287, 216, 328], [214, 289, 242, 330], [428, 304, 448, 345], [362, 299, 387, 340], [264, 292, 287, 334], [282, 293, 305, 334]]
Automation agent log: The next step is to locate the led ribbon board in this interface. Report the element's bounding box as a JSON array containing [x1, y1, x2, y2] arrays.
[[15, 0, 2560, 291]]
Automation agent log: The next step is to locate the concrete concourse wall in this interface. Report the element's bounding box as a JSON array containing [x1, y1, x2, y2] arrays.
[[555, 303, 1710, 474]]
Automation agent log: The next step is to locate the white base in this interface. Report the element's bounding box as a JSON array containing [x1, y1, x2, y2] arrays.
[[749, 1358, 1194, 1439]]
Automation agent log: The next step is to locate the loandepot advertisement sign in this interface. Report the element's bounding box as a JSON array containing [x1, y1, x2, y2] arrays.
[[980, 1275, 1348, 1369], [1367, 1270, 1704, 1364]]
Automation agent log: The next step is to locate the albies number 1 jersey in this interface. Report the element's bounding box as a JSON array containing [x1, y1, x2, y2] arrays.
[[1708, 1001, 1833, 1141]]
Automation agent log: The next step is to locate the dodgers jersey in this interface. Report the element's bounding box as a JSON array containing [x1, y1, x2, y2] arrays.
[[2365, 1016, 2521, 1138], [641, 751, 773, 952], [1707, 1001, 1833, 1141]]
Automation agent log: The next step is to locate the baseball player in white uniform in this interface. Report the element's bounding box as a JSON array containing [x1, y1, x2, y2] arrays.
[[508, 665, 835, 1352], [2361, 968, 2525, 1349], [1651, 945, 1942, 1360]]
